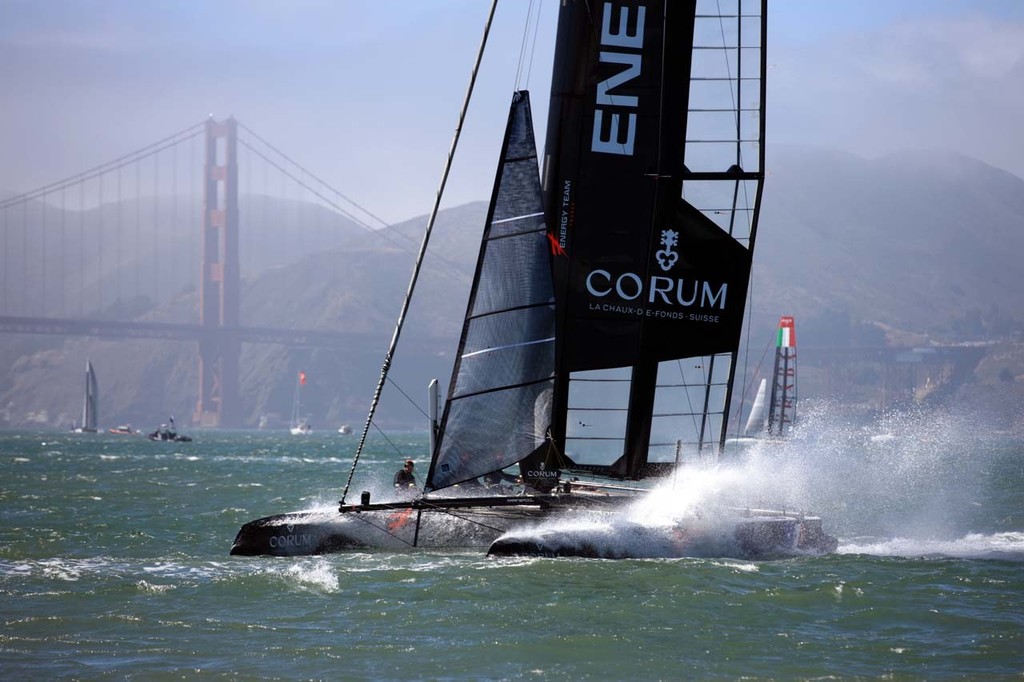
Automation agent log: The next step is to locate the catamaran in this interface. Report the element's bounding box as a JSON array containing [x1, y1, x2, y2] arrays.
[[726, 315, 798, 448], [289, 371, 312, 435], [231, 0, 836, 559], [71, 359, 98, 434]]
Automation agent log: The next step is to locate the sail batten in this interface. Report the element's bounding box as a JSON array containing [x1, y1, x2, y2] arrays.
[[462, 337, 555, 360], [491, 213, 545, 225]]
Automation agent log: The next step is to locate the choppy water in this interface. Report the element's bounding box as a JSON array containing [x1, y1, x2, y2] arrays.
[[1, 413, 1023, 680]]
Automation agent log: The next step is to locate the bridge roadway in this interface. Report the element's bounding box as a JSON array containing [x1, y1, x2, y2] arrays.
[[0, 316, 989, 371], [797, 344, 989, 366], [0, 315, 450, 353]]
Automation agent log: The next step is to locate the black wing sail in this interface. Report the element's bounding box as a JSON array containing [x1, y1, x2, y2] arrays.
[[425, 92, 557, 493], [542, 1, 767, 477], [83, 360, 98, 431]]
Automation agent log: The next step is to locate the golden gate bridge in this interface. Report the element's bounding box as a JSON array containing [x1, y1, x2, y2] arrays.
[[0, 117, 404, 428]]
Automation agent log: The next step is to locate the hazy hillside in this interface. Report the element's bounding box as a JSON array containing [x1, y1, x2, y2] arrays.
[[2, 147, 1024, 431], [755, 146, 1024, 343], [0, 202, 482, 430]]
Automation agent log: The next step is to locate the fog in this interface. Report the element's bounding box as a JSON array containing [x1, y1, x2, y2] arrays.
[[1, 1, 1023, 225]]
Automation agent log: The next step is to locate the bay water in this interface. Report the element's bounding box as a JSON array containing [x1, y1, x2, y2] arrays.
[[1, 414, 1022, 680]]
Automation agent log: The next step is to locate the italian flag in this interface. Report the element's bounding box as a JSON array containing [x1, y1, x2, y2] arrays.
[[777, 316, 796, 348]]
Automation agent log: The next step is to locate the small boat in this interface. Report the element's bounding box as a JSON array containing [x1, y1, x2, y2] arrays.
[[337, 425, 352, 435], [108, 425, 136, 435], [289, 371, 312, 435], [232, 0, 835, 560], [71, 359, 98, 433], [147, 417, 192, 442]]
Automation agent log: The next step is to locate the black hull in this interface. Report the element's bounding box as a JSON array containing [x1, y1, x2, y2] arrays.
[[231, 493, 837, 560], [487, 511, 838, 560], [148, 433, 192, 442], [230, 492, 632, 557]]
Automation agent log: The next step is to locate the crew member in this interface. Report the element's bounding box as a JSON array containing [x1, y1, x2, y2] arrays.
[[394, 459, 417, 488]]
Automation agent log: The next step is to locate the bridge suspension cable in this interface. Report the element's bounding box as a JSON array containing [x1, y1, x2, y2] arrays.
[[237, 122, 388, 230], [236, 122, 473, 286], [0, 120, 206, 211]]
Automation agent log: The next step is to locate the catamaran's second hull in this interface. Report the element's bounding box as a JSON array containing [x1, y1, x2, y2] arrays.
[[486, 511, 838, 560]]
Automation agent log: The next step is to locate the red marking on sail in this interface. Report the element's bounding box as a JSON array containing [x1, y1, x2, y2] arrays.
[[547, 232, 566, 257], [299, 371, 307, 385]]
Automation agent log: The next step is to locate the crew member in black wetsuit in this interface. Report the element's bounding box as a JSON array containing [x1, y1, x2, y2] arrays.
[[394, 459, 417, 488]]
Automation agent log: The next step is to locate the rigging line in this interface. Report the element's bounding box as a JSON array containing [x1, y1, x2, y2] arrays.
[[730, 1, 767, 439], [340, 0, 501, 506], [346, 513, 420, 548], [734, 269, 760, 438], [236, 136, 466, 276], [737, 323, 773, 436], [409, 500, 512, 535], [0, 123, 205, 211], [674, 357, 703, 445], [717, 0, 757, 241], [714, 0, 739, 141], [238, 140, 472, 291], [237, 138, 376, 232], [371, 419, 410, 461], [524, 0, 544, 88], [236, 122, 388, 229], [384, 375, 432, 423], [348, 499, 513, 545], [514, 0, 536, 90], [741, 1, 767, 237]]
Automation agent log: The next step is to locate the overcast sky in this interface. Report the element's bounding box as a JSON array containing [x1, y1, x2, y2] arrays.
[[1, 0, 1023, 225]]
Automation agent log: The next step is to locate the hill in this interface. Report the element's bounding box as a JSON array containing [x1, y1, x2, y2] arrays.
[[754, 145, 1024, 343], [2, 147, 1024, 431]]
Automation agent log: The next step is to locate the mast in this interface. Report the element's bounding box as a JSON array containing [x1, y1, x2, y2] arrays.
[[291, 371, 304, 426]]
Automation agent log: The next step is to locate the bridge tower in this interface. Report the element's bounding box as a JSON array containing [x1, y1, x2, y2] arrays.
[[193, 117, 241, 427]]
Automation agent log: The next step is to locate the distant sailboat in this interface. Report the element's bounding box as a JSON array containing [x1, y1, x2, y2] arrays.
[[766, 315, 798, 437], [728, 316, 799, 447], [72, 360, 98, 433], [290, 371, 312, 435]]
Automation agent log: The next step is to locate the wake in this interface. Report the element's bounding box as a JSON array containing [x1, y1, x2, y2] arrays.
[[839, 531, 1024, 561], [493, 401, 1021, 560]]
